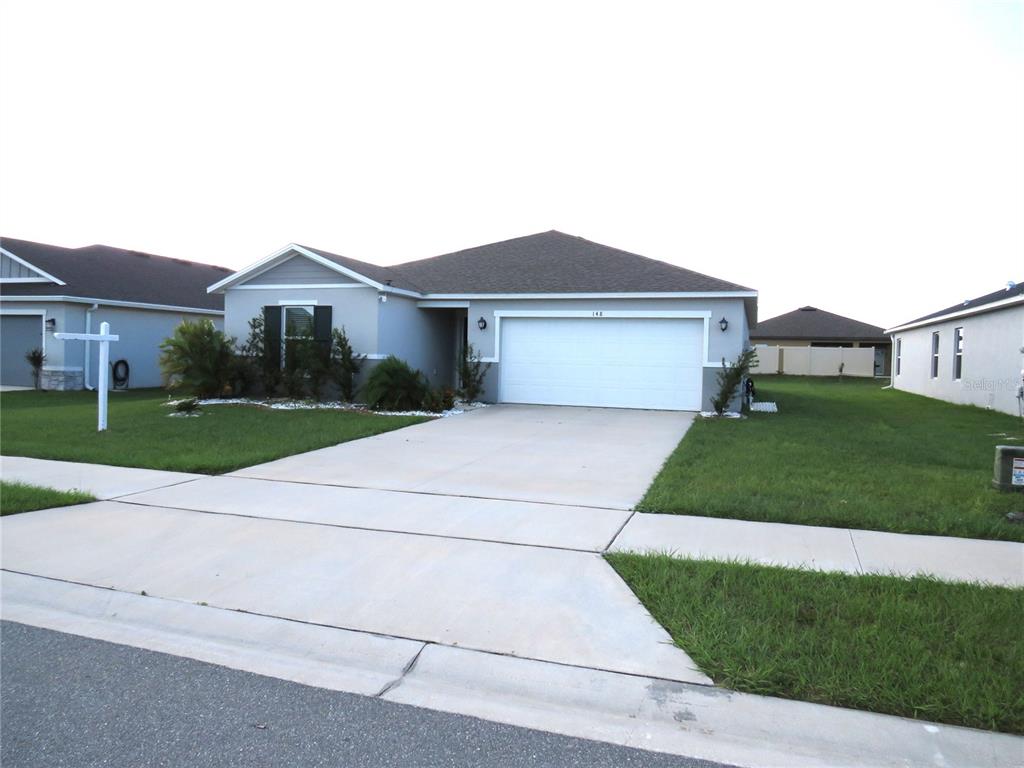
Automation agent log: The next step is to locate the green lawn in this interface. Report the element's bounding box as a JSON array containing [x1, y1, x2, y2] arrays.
[[0, 481, 95, 516], [0, 389, 429, 474], [607, 553, 1024, 733], [639, 377, 1024, 541]]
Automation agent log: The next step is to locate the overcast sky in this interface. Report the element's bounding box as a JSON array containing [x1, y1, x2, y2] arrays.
[[1, 0, 1020, 327]]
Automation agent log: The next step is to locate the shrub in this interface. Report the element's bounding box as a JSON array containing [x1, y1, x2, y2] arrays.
[[159, 320, 236, 398], [711, 347, 757, 415], [173, 397, 200, 414], [422, 386, 457, 413], [330, 327, 365, 402], [24, 348, 45, 390], [240, 315, 280, 396], [291, 332, 330, 401], [457, 343, 491, 402], [362, 356, 427, 411]]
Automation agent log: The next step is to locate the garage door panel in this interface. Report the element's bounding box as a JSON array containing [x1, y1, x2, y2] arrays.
[[499, 317, 703, 411], [1, 315, 43, 387]]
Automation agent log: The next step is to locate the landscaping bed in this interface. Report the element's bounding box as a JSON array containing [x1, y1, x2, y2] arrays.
[[0, 481, 95, 516], [639, 377, 1024, 541], [607, 553, 1024, 734], [0, 389, 429, 474]]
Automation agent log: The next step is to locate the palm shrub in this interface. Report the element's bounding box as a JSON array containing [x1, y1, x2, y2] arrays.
[[362, 356, 427, 411], [457, 343, 491, 402], [711, 347, 758, 415], [330, 327, 364, 402], [24, 348, 45, 390], [159, 319, 236, 398]]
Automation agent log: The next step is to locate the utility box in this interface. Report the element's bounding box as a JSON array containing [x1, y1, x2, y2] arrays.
[[992, 445, 1024, 493]]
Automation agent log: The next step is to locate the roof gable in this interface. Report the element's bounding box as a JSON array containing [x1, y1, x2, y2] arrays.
[[752, 306, 887, 341], [0, 237, 229, 311], [0, 247, 65, 284]]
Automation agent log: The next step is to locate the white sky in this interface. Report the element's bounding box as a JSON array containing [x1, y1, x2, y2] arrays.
[[1, 0, 1021, 328]]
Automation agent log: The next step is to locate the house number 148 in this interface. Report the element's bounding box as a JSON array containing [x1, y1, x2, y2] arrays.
[[592, 311, 604, 317]]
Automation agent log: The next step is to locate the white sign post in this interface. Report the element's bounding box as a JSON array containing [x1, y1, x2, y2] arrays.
[[54, 321, 120, 431]]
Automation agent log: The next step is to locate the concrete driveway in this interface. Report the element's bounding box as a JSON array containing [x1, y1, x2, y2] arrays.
[[233, 404, 695, 509]]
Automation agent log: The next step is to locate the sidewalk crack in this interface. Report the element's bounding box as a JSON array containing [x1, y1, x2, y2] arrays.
[[848, 529, 864, 574], [376, 642, 428, 698], [603, 510, 637, 552]]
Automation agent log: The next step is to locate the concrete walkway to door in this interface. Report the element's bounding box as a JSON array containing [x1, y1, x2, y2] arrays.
[[232, 405, 696, 510]]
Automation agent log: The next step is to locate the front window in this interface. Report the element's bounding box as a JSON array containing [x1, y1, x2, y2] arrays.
[[895, 338, 901, 376], [953, 327, 963, 380], [930, 332, 939, 378], [282, 305, 314, 368]]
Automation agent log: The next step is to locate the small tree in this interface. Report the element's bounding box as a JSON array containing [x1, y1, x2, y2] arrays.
[[240, 315, 280, 397], [711, 347, 757, 415], [159, 319, 236, 398], [24, 348, 45, 390], [457, 343, 491, 402], [292, 331, 330, 401], [330, 327, 364, 402]]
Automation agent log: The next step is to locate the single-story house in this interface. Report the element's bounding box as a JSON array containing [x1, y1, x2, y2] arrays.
[[751, 306, 891, 376], [0, 238, 229, 390], [886, 281, 1024, 416], [209, 231, 758, 411]]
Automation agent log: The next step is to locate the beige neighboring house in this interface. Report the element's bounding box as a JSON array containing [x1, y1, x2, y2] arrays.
[[886, 282, 1024, 416], [750, 306, 891, 377]]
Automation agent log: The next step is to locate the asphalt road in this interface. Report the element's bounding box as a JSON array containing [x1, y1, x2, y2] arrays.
[[1, 621, 730, 768]]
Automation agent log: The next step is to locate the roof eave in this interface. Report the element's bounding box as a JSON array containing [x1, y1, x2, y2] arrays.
[[885, 294, 1024, 334]]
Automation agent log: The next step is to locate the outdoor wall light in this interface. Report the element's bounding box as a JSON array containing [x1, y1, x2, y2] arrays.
[[718, 317, 729, 332], [477, 316, 488, 331], [45, 318, 56, 330]]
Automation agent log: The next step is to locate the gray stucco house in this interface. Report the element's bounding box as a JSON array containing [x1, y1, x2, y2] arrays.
[[1, 238, 229, 390], [210, 231, 757, 411], [886, 281, 1024, 416]]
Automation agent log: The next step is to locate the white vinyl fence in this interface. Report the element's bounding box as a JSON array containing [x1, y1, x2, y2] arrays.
[[752, 346, 876, 377]]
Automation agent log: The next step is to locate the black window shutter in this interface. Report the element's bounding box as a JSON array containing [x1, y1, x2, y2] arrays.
[[264, 305, 282, 368], [313, 305, 333, 360]]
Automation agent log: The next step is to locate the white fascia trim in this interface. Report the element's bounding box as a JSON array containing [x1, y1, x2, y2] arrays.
[[41, 365, 84, 372], [277, 299, 318, 305], [885, 294, 1024, 334], [0, 247, 67, 286], [1, 277, 52, 284], [0, 295, 223, 315], [488, 310, 716, 365], [417, 300, 470, 308], [422, 291, 758, 300], [234, 283, 368, 290], [494, 310, 713, 319], [207, 244, 422, 299]]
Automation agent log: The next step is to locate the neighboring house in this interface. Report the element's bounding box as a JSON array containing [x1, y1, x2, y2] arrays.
[[0, 238, 229, 390], [209, 231, 757, 411], [886, 282, 1024, 416], [751, 306, 891, 376]]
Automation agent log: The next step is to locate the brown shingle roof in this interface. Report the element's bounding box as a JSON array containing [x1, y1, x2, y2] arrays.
[[1, 237, 229, 311], [389, 231, 753, 294], [752, 307, 888, 342]]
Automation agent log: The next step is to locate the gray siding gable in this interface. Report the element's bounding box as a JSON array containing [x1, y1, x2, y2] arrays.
[[1, 252, 46, 280], [245, 255, 358, 286]]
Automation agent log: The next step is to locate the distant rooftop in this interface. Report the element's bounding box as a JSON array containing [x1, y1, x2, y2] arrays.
[[752, 306, 888, 342]]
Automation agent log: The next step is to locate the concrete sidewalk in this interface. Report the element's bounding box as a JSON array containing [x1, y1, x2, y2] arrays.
[[610, 513, 1024, 586], [4, 573, 1020, 768], [0, 455, 201, 499], [1, 501, 708, 684]]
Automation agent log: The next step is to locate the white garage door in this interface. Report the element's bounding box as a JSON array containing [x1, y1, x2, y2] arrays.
[[499, 317, 704, 411]]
